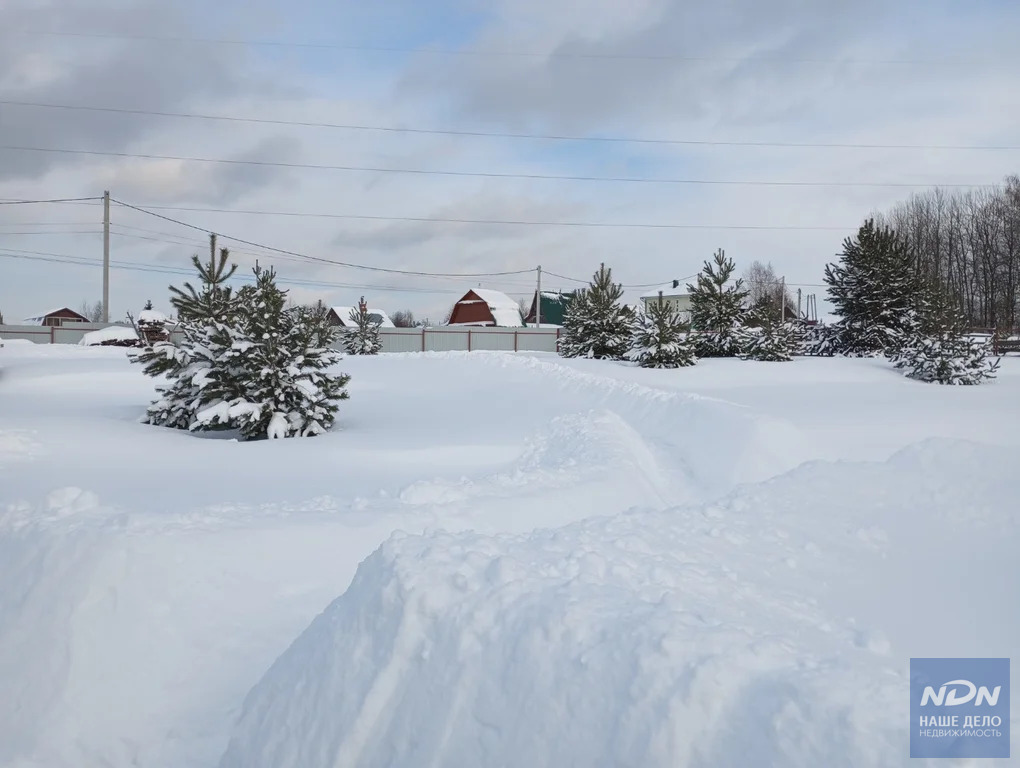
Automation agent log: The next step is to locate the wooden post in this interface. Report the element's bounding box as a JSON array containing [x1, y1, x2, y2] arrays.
[[467, 329, 472, 352]]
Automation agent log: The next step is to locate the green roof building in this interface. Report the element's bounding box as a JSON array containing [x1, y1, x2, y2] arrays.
[[524, 290, 577, 327]]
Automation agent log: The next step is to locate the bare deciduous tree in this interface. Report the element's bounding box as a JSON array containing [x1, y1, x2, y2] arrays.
[[882, 174, 1020, 330], [78, 300, 104, 323], [742, 261, 795, 321], [517, 297, 530, 319], [391, 310, 416, 327]]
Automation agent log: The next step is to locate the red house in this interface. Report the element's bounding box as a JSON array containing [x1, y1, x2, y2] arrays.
[[23, 307, 89, 326], [447, 289, 525, 327]]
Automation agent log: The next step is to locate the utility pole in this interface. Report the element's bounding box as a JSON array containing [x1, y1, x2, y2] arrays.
[[780, 276, 786, 322], [210, 232, 217, 262], [535, 265, 542, 327], [102, 190, 110, 322], [797, 287, 802, 320]]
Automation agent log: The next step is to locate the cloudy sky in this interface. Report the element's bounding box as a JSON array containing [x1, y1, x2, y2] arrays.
[[1, 0, 1019, 323]]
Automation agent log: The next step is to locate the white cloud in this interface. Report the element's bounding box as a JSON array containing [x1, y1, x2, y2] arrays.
[[2, 0, 1019, 323]]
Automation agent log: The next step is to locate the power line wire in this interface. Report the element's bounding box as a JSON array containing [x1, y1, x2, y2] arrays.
[[111, 198, 539, 277], [109, 201, 851, 231], [14, 30, 1002, 67], [0, 221, 101, 227], [3, 100, 1015, 151], [0, 145, 997, 188], [541, 270, 701, 288], [0, 230, 101, 236], [0, 196, 102, 205], [0, 249, 509, 295], [106, 226, 541, 288]]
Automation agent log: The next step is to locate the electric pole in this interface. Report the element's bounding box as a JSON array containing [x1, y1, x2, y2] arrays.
[[780, 276, 786, 322], [535, 265, 542, 327], [797, 288, 802, 320], [102, 190, 110, 322]]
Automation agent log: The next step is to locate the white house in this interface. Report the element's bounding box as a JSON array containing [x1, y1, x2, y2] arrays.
[[639, 280, 693, 315], [328, 306, 395, 328]]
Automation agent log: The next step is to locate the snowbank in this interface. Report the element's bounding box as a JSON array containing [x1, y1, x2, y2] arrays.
[[77, 325, 139, 346], [137, 309, 169, 324], [220, 440, 1020, 768]]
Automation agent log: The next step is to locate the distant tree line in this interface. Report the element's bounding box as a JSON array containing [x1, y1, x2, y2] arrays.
[[877, 175, 1020, 329]]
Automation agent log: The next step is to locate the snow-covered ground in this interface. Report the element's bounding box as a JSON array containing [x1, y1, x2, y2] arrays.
[[0, 342, 1017, 768]]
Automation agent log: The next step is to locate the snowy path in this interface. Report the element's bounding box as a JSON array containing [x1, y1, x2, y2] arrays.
[[0, 343, 1017, 767]]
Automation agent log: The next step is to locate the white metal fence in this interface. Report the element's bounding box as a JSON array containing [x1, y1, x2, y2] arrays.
[[0, 323, 562, 354]]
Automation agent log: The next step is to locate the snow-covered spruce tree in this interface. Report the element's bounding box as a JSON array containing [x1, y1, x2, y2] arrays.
[[888, 289, 1001, 385], [686, 249, 749, 357], [131, 248, 240, 430], [798, 322, 839, 356], [559, 263, 632, 359], [892, 331, 1001, 385], [629, 299, 696, 368], [193, 266, 350, 438], [823, 219, 926, 356], [343, 298, 382, 355], [739, 313, 796, 362]]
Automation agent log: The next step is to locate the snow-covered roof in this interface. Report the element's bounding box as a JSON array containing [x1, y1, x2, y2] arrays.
[[639, 281, 692, 300], [539, 290, 575, 300], [22, 307, 87, 325], [78, 326, 139, 346], [330, 307, 395, 328], [470, 289, 525, 328], [138, 309, 169, 324]]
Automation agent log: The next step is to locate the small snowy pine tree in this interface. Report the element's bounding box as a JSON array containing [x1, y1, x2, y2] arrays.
[[131, 248, 240, 429], [893, 333, 1000, 385], [799, 323, 840, 356], [193, 266, 351, 438], [629, 300, 696, 368], [559, 263, 631, 359], [687, 249, 749, 357], [888, 290, 1000, 385], [739, 315, 796, 362], [343, 298, 382, 355]]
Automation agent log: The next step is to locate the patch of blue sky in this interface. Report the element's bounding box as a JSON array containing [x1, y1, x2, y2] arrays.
[[215, 1, 493, 84]]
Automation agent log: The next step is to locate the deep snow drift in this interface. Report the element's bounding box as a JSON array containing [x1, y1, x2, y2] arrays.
[[1, 342, 1018, 767], [220, 441, 1020, 768]]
